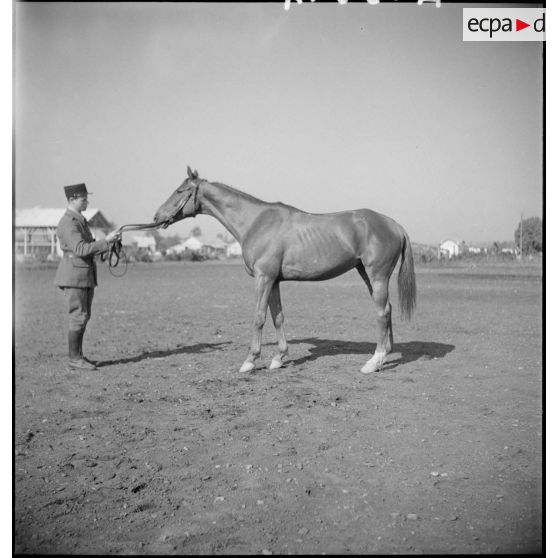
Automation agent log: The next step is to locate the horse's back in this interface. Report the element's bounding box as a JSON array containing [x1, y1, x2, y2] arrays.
[[299, 208, 405, 275], [241, 205, 404, 280]]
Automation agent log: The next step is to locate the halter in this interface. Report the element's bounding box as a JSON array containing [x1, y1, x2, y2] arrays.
[[173, 180, 202, 222]]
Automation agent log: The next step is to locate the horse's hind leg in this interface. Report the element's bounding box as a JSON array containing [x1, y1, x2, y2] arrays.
[[386, 300, 394, 353], [362, 278, 392, 374], [239, 272, 274, 373], [356, 263, 394, 374], [268, 282, 288, 369], [356, 263, 394, 353]]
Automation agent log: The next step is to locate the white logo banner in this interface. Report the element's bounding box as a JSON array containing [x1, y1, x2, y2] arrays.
[[463, 8, 545, 42]]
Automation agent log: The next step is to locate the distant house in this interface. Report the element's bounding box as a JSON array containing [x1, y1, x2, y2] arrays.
[[467, 246, 485, 255], [184, 237, 204, 252], [166, 240, 189, 256], [15, 207, 112, 260], [121, 231, 157, 253], [167, 237, 202, 255], [199, 236, 228, 259], [227, 241, 242, 258], [167, 236, 240, 259], [438, 240, 461, 259], [501, 247, 518, 256]]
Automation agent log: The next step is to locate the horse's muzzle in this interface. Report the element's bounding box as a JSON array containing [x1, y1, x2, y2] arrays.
[[153, 212, 171, 227], [153, 195, 189, 228]]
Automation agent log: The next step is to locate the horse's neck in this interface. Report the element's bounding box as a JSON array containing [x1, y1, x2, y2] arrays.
[[198, 181, 269, 242]]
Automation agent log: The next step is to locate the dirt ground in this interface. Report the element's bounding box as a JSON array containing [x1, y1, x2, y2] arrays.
[[14, 260, 543, 555]]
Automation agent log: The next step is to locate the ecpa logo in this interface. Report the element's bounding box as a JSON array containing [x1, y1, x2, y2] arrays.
[[463, 8, 545, 42]]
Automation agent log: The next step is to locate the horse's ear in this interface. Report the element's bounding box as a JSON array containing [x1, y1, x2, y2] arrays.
[[187, 166, 199, 180]]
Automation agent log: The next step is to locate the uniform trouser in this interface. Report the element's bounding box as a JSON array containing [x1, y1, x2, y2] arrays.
[[64, 287, 95, 333], [64, 287, 94, 359]]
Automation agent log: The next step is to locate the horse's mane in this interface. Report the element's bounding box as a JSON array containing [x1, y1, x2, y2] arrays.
[[206, 179, 304, 212], [209, 181, 264, 203]]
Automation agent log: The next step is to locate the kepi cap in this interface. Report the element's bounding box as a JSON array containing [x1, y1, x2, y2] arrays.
[[64, 183, 92, 199]]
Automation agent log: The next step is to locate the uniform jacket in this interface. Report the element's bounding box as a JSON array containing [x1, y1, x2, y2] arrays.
[[54, 209, 110, 288]]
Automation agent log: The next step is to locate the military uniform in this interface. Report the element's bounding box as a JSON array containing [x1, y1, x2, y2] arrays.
[[55, 183, 111, 370], [54, 209, 108, 289]]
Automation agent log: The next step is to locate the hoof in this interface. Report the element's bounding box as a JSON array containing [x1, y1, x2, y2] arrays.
[[360, 356, 385, 374], [360, 362, 380, 375], [239, 361, 255, 373], [361, 355, 385, 374], [269, 357, 284, 370]]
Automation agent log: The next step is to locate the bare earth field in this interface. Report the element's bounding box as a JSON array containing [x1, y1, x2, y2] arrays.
[[14, 260, 543, 555]]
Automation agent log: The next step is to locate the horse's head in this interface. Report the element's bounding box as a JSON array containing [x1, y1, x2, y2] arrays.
[[154, 166, 203, 228]]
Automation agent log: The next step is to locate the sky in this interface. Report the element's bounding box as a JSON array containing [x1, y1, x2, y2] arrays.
[[14, 1, 543, 245]]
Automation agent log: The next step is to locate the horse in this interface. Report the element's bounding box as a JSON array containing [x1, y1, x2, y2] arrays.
[[154, 167, 416, 374]]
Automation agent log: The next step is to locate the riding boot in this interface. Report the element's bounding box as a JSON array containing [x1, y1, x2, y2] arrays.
[[68, 330, 96, 370], [69, 330, 81, 360], [78, 331, 97, 366]]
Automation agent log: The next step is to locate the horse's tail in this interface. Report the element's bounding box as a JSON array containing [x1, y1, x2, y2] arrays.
[[398, 230, 416, 321]]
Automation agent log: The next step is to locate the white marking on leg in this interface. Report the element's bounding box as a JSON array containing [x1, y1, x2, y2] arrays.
[[269, 356, 284, 370], [239, 360, 256, 373], [361, 351, 387, 374]]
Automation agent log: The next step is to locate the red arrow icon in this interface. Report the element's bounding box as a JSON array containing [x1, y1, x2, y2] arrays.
[[516, 19, 530, 31]]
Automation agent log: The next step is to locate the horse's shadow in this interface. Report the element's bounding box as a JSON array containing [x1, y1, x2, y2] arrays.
[[96, 338, 453, 371], [287, 338, 455, 369], [96, 341, 232, 367]]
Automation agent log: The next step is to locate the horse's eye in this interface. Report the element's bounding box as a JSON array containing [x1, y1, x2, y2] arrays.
[[177, 186, 186, 193]]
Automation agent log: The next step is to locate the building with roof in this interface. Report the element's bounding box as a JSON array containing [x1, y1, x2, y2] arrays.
[[15, 207, 112, 260], [438, 239, 465, 260], [121, 231, 157, 252], [226, 241, 242, 258], [166, 235, 236, 259], [166, 237, 200, 256], [199, 236, 228, 259]]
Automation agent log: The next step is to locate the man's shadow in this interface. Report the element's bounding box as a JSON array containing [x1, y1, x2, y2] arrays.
[[286, 338, 455, 369], [96, 341, 232, 367]]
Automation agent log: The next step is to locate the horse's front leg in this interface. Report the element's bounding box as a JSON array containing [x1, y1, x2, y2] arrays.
[[239, 273, 274, 373], [268, 281, 288, 370]]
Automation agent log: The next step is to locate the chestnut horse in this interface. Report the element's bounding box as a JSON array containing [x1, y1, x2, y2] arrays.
[[154, 167, 416, 374]]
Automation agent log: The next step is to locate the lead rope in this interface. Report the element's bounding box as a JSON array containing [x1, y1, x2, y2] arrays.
[[103, 181, 201, 277], [102, 222, 165, 277], [102, 239, 127, 277]]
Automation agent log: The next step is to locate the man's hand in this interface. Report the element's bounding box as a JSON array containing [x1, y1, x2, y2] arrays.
[[105, 230, 122, 243]]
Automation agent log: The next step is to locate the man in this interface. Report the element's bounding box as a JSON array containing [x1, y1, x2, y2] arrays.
[[54, 183, 121, 370]]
